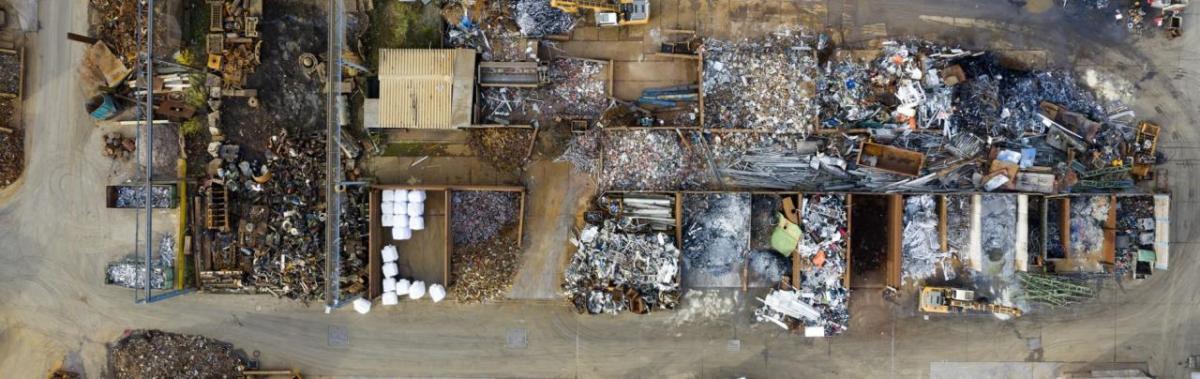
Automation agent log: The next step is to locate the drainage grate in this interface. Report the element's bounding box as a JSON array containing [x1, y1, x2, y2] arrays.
[[727, 339, 741, 352], [506, 328, 528, 349], [328, 325, 349, 347]]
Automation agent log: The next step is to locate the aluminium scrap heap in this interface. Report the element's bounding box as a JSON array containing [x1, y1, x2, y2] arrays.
[[564, 220, 681, 315], [758, 194, 850, 335], [693, 33, 1150, 193]]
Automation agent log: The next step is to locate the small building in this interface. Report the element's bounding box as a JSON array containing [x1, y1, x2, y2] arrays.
[[365, 49, 476, 130]]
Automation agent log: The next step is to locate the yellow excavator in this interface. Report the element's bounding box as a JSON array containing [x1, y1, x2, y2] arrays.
[[919, 287, 1023, 318], [550, 0, 650, 27]]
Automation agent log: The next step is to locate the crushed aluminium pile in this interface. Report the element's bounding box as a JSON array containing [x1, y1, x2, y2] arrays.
[[1070, 196, 1110, 264], [106, 235, 175, 289], [902, 195, 947, 284], [682, 193, 750, 287], [560, 130, 704, 190], [450, 191, 520, 247], [692, 33, 1126, 192], [563, 220, 680, 314], [703, 31, 821, 133], [114, 185, 175, 208], [108, 330, 247, 378], [511, 0, 577, 37]]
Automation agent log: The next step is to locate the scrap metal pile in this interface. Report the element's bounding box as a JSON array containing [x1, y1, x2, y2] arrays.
[[564, 214, 680, 314], [681, 193, 749, 287], [87, 0, 170, 65], [902, 195, 948, 284], [689, 32, 1157, 193], [200, 130, 327, 302], [1115, 196, 1156, 275], [108, 330, 247, 379], [511, 0, 577, 37], [560, 129, 704, 190], [105, 235, 175, 289], [208, 0, 264, 91], [480, 58, 608, 125], [1069, 196, 1110, 269], [448, 191, 522, 302], [113, 185, 174, 208], [703, 31, 821, 133], [338, 186, 370, 299], [451, 238, 521, 303], [451, 191, 520, 247], [758, 194, 849, 335]]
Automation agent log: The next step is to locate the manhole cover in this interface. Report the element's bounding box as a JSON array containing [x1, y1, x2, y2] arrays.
[[507, 328, 528, 349], [328, 325, 349, 347], [727, 339, 741, 352]]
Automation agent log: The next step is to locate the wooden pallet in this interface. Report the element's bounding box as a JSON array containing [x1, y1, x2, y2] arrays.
[[206, 182, 230, 231]]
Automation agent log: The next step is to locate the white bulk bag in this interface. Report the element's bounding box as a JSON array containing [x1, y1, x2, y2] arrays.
[[382, 277, 397, 292], [396, 279, 411, 296], [407, 201, 424, 217], [429, 284, 446, 303], [391, 226, 411, 241], [409, 280, 426, 300], [394, 214, 409, 228], [407, 190, 426, 202], [352, 298, 371, 314], [381, 291, 399, 306], [382, 189, 395, 202], [382, 245, 399, 263], [381, 213, 395, 227], [382, 262, 399, 278], [409, 215, 425, 231]]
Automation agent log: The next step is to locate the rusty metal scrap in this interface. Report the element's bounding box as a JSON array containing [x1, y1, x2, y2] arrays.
[[450, 237, 522, 303], [108, 330, 247, 379]]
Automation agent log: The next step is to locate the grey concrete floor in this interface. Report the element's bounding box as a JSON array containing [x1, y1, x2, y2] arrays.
[[2, 0, 1200, 378]]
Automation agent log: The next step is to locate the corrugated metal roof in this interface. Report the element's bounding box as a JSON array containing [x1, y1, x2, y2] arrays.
[[374, 49, 475, 129]]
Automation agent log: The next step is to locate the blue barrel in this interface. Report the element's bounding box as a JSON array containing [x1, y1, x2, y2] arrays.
[[88, 94, 117, 120]]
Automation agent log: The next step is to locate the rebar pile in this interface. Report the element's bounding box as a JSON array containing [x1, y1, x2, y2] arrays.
[[1018, 272, 1096, 307]]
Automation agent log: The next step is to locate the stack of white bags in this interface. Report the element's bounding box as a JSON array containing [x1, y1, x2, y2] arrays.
[[381, 189, 426, 240], [380, 245, 401, 306]]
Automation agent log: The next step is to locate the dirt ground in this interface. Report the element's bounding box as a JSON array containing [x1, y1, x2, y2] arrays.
[[5, 0, 1200, 378]]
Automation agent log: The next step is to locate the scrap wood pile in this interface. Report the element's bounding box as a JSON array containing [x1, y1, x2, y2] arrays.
[[564, 221, 681, 314], [108, 330, 247, 379], [198, 130, 327, 303], [479, 58, 608, 125], [687, 31, 1161, 193], [757, 194, 849, 336], [449, 191, 524, 303]]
